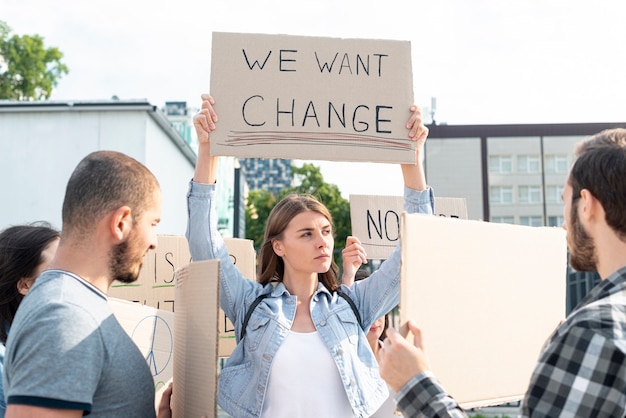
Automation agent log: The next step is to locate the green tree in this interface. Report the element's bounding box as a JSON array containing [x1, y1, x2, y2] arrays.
[[0, 21, 69, 100], [245, 163, 351, 266], [245, 188, 282, 250]]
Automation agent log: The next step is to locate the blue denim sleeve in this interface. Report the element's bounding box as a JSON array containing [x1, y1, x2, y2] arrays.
[[0, 344, 6, 415], [186, 180, 259, 322], [350, 186, 435, 328]]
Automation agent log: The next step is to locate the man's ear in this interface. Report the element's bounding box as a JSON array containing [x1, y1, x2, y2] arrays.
[[578, 189, 599, 222], [17, 277, 33, 296], [110, 206, 133, 241]]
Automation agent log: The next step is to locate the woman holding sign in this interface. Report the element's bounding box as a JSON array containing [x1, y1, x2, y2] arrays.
[[187, 94, 433, 418]]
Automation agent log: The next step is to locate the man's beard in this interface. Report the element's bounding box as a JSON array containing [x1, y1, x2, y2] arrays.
[[110, 236, 143, 284], [568, 201, 597, 272]]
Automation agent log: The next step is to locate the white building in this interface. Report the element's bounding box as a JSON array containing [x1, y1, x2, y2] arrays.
[[0, 99, 197, 235]]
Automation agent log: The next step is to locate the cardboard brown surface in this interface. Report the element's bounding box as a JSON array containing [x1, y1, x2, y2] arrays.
[[109, 235, 256, 358], [108, 235, 187, 311], [172, 260, 220, 418], [349, 194, 468, 259], [400, 213, 566, 408], [108, 298, 175, 395], [210, 31, 415, 163], [217, 238, 256, 357]]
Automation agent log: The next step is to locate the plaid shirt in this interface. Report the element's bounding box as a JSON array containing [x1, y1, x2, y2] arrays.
[[522, 266, 626, 417], [394, 371, 466, 417], [395, 266, 626, 418]]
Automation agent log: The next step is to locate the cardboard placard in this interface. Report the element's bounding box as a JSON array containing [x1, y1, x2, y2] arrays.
[[109, 297, 175, 396], [217, 238, 257, 357], [109, 235, 256, 357], [349, 194, 468, 260], [172, 260, 220, 418], [399, 213, 567, 408], [210, 31, 416, 163], [108, 236, 188, 311]]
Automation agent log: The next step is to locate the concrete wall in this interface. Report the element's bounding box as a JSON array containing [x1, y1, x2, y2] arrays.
[[426, 137, 484, 220], [0, 103, 195, 235]]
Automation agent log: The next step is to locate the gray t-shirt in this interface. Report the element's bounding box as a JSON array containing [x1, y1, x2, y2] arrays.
[[3, 270, 156, 417]]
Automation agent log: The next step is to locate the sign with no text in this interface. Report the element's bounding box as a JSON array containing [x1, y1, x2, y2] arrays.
[[399, 213, 566, 408]]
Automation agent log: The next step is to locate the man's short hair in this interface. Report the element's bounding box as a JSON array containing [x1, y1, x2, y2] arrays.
[[570, 128, 626, 239], [61, 150, 159, 237]]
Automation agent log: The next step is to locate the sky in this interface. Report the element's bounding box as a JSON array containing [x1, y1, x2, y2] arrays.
[[2, 0, 626, 198]]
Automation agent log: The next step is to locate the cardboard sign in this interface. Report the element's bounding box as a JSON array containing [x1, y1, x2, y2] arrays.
[[172, 260, 220, 418], [109, 235, 188, 311], [210, 31, 416, 163], [349, 194, 468, 260], [217, 238, 257, 357], [109, 298, 175, 395], [399, 213, 567, 408], [109, 235, 256, 357]]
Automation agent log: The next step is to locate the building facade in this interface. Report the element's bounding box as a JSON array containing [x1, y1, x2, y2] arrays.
[[239, 158, 292, 193], [0, 99, 196, 235], [163, 101, 195, 148], [161, 100, 248, 238]]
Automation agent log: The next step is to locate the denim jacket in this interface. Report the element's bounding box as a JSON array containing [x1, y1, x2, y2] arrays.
[[186, 180, 435, 418]]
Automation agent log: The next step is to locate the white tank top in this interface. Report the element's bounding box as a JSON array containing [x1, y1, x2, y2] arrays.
[[261, 331, 354, 418]]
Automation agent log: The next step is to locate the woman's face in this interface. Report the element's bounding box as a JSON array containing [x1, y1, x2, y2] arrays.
[[272, 210, 334, 277], [367, 316, 386, 344]]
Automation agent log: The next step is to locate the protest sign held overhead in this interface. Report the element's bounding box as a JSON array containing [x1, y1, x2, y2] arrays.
[[210, 31, 416, 163]]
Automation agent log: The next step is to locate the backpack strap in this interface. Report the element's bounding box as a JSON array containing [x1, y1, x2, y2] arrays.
[[239, 293, 269, 341], [239, 288, 365, 340], [336, 289, 364, 331]]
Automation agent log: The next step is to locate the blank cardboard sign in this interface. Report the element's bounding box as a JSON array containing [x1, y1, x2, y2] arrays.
[[172, 260, 220, 418], [210, 31, 416, 163], [400, 213, 567, 408]]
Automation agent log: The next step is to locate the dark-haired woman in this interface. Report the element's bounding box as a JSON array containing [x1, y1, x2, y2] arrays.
[[0, 222, 59, 417]]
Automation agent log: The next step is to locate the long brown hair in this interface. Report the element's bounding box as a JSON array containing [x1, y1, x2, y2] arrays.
[[258, 194, 339, 292]]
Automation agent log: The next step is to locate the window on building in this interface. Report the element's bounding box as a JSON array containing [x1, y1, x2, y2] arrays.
[[518, 185, 542, 204], [489, 155, 512, 173], [567, 268, 601, 314], [517, 155, 540, 173], [490, 186, 514, 205], [491, 216, 515, 224], [547, 215, 564, 227], [545, 155, 569, 174], [520, 216, 543, 227], [545, 185, 563, 203]]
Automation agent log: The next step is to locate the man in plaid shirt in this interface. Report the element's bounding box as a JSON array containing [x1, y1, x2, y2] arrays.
[[378, 128, 626, 418]]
